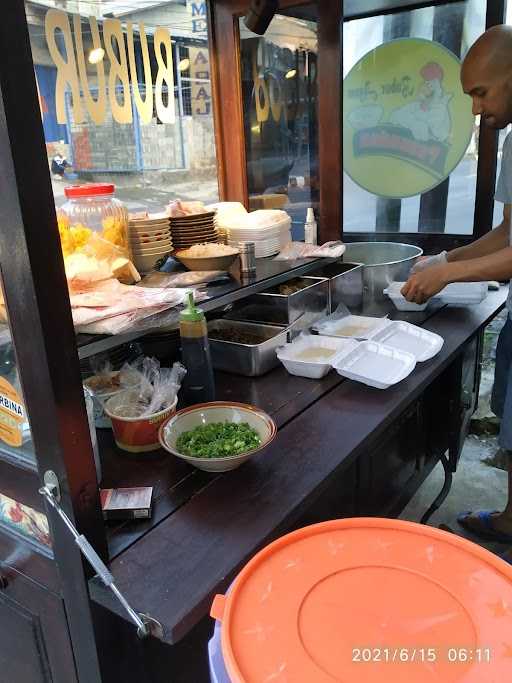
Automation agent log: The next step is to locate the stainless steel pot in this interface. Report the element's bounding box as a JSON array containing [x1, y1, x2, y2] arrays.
[[342, 242, 423, 314]]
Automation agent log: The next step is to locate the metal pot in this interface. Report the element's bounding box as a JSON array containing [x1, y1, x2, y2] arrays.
[[342, 242, 423, 314]]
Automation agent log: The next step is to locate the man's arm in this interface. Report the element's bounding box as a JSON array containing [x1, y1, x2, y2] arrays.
[[402, 205, 512, 303], [448, 204, 510, 262]]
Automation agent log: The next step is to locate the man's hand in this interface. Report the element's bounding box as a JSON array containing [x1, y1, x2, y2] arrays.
[[401, 264, 450, 304], [410, 251, 447, 274]]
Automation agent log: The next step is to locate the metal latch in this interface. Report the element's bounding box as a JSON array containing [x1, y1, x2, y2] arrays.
[[39, 470, 159, 639]]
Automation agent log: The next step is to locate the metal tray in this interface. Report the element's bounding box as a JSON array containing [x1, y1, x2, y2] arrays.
[[307, 261, 363, 313], [224, 276, 329, 327], [207, 319, 287, 377]]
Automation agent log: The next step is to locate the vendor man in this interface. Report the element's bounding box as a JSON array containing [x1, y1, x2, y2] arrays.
[[402, 25, 512, 559]]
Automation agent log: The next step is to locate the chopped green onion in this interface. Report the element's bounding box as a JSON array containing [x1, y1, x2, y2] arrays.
[[176, 421, 261, 459]]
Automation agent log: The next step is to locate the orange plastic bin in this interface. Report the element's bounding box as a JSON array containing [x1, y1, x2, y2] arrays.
[[210, 518, 512, 682]]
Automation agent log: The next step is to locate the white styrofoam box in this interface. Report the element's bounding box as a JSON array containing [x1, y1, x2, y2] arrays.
[[385, 281, 488, 311], [277, 335, 358, 379], [384, 283, 430, 311], [437, 282, 488, 305], [333, 341, 416, 389], [314, 314, 389, 340], [370, 321, 444, 362]]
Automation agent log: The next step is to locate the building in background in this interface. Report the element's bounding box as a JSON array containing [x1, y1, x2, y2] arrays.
[[26, 0, 218, 206]]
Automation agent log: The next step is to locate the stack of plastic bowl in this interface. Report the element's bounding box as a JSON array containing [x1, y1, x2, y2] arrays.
[[169, 211, 219, 250], [128, 213, 173, 273]]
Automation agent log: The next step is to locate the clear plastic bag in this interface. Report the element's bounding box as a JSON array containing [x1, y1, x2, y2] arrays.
[[274, 241, 346, 260], [106, 358, 186, 418]]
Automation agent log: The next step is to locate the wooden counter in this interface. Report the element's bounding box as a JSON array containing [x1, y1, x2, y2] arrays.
[[91, 288, 508, 650]]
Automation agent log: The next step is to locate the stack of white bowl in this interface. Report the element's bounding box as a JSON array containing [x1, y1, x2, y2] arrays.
[[218, 210, 292, 258], [129, 213, 173, 273]]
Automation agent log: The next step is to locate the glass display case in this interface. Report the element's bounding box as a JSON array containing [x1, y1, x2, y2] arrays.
[[0, 1, 507, 681]]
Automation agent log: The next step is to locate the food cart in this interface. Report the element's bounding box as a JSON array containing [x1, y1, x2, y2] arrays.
[[0, 0, 509, 681]]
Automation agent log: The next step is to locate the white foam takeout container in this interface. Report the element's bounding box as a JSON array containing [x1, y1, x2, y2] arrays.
[[276, 335, 358, 379], [384, 282, 488, 312], [333, 340, 417, 390], [313, 314, 389, 340], [369, 321, 444, 363]]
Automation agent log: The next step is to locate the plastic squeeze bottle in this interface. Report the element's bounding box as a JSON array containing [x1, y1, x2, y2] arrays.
[[179, 292, 215, 405], [304, 207, 317, 245]]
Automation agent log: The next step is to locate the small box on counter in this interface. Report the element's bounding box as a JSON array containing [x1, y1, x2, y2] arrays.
[[100, 487, 153, 520]]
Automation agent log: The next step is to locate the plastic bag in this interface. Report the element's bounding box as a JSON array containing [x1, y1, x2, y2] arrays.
[[167, 200, 208, 217], [139, 271, 229, 288], [106, 358, 186, 418], [274, 241, 346, 260], [75, 288, 206, 335]]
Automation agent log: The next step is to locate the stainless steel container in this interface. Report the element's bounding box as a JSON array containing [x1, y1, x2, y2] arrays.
[[239, 241, 256, 273], [342, 242, 423, 314], [307, 261, 363, 314], [224, 276, 329, 329], [208, 320, 287, 377]]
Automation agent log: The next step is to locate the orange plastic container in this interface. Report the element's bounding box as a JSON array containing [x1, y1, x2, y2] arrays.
[[210, 518, 512, 682]]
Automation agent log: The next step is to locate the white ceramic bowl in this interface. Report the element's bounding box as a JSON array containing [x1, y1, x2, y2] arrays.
[[174, 249, 239, 272], [130, 230, 171, 245], [133, 252, 171, 272], [129, 217, 169, 227], [159, 402, 277, 472], [129, 225, 171, 236], [131, 240, 173, 254]]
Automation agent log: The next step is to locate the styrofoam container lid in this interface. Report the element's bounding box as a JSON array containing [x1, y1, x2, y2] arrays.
[[211, 518, 512, 683], [314, 315, 389, 340], [370, 321, 444, 362], [277, 335, 358, 379], [333, 340, 416, 389], [438, 281, 488, 305], [385, 281, 488, 310]]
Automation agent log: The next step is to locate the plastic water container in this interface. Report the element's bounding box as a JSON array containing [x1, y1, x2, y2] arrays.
[[209, 518, 512, 682], [208, 616, 230, 683]]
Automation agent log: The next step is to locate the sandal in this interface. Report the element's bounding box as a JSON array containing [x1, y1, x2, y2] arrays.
[[457, 510, 512, 544]]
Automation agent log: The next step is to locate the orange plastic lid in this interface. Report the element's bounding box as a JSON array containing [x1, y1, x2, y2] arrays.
[[211, 518, 512, 682]]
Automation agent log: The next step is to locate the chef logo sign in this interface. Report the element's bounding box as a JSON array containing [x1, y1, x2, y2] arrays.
[[343, 38, 474, 198]]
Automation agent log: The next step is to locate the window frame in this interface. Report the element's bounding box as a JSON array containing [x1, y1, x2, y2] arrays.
[[341, 0, 507, 251]]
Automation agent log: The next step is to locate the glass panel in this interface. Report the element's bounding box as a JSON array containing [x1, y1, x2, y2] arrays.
[[0, 286, 35, 468], [27, 0, 218, 213], [343, 0, 486, 236], [239, 8, 319, 240]]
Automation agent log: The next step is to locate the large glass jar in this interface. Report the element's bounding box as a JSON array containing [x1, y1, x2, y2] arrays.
[[58, 184, 130, 260]]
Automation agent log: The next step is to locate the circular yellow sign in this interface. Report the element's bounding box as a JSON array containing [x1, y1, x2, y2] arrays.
[[343, 38, 474, 198]]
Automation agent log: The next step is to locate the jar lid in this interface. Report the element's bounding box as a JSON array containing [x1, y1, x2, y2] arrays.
[[211, 518, 512, 682], [64, 183, 115, 198]]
